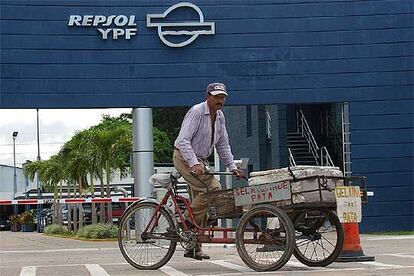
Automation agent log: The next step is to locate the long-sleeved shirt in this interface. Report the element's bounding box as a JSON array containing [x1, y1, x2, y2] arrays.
[[174, 101, 237, 171]]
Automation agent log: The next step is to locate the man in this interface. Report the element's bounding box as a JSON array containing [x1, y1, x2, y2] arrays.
[[173, 82, 243, 260]]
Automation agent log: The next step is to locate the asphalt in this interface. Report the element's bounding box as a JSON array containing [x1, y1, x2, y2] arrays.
[[0, 231, 413, 276]]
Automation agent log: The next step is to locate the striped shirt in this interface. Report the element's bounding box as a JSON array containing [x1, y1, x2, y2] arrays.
[[174, 101, 237, 171]]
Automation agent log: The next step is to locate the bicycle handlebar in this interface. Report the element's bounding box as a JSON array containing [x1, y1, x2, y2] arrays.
[[206, 171, 248, 181]]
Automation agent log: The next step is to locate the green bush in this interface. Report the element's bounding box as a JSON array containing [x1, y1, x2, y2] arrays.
[[19, 211, 35, 225], [77, 223, 118, 239], [44, 224, 70, 235]]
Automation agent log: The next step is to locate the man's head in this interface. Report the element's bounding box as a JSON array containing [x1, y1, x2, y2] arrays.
[[206, 82, 227, 112]]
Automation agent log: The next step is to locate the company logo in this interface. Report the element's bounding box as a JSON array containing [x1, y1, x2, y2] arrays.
[[68, 15, 137, 40], [147, 2, 215, 47]]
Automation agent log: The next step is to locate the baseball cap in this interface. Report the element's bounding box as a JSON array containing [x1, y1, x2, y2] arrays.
[[206, 82, 228, 96]]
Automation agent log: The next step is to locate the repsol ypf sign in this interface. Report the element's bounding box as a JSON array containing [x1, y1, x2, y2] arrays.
[[67, 2, 215, 45], [68, 15, 138, 40]]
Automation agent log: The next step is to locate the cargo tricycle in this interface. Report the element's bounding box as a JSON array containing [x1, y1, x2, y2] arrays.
[[118, 166, 365, 272]]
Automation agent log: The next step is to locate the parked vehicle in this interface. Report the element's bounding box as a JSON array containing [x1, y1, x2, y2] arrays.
[[0, 215, 10, 231], [97, 203, 126, 224]]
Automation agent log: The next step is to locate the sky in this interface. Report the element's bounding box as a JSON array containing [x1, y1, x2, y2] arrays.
[[0, 108, 131, 167]]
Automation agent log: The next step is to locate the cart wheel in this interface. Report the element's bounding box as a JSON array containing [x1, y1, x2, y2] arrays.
[[293, 210, 344, 267], [118, 202, 177, 270], [236, 205, 295, 272]]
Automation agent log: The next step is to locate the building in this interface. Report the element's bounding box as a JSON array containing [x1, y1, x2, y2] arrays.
[[0, 0, 412, 232]]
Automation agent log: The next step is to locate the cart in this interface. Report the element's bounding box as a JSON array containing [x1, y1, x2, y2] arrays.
[[118, 167, 366, 272]]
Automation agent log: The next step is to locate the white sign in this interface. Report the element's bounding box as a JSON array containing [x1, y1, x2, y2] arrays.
[[335, 186, 362, 223], [147, 2, 215, 47], [68, 15, 137, 40], [234, 182, 291, 207]]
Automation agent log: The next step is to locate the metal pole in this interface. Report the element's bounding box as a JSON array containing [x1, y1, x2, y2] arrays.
[[132, 108, 154, 242], [132, 108, 154, 198], [13, 135, 18, 215], [36, 109, 42, 232]]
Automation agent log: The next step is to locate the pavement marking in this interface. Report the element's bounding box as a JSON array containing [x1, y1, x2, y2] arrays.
[[386, 253, 414, 259], [209, 260, 253, 272], [159, 265, 189, 276], [19, 266, 36, 276], [357, 261, 404, 268], [85, 264, 110, 276], [198, 265, 414, 276], [0, 247, 118, 254]]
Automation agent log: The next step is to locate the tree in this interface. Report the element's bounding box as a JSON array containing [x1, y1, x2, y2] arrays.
[[153, 107, 188, 143]]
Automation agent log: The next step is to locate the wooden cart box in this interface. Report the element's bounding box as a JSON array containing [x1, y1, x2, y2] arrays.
[[207, 188, 243, 219], [249, 166, 344, 206]]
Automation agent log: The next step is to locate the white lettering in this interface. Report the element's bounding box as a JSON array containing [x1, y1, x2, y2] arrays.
[[128, 15, 137, 26], [68, 15, 82, 26], [125, 28, 137, 39], [69, 15, 137, 40], [114, 15, 128, 27], [82, 15, 94, 26], [93, 15, 106, 26], [103, 15, 116, 26], [97, 28, 111, 40], [112, 28, 125, 39]]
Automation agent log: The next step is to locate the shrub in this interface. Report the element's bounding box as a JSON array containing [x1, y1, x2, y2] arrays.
[[77, 223, 118, 239], [44, 224, 70, 235], [9, 214, 20, 225], [19, 211, 35, 225]]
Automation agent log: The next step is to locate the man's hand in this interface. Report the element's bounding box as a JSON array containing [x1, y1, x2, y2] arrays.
[[191, 164, 205, 176], [232, 168, 244, 178]]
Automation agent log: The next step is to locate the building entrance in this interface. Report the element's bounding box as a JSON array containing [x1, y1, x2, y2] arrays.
[[286, 103, 350, 175]]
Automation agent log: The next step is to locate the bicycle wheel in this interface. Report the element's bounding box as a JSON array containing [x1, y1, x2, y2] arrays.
[[236, 205, 295, 272], [118, 202, 177, 270], [293, 210, 344, 267]]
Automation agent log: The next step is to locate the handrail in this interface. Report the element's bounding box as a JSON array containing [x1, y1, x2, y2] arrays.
[[298, 109, 320, 165], [320, 147, 334, 167], [288, 148, 296, 166]]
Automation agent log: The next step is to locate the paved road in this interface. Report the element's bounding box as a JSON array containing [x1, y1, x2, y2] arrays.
[[1, 232, 413, 276]]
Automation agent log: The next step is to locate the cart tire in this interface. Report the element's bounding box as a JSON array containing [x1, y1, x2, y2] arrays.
[[293, 210, 344, 267], [118, 202, 177, 270], [236, 205, 295, 272]]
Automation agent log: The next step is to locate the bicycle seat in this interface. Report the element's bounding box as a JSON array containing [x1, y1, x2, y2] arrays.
[[149, 172, 181, 188]]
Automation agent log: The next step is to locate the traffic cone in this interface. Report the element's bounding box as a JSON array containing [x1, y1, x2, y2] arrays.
[[336, 223, 375, 262]]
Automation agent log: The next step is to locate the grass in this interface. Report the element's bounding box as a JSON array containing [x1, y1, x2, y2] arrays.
[[44, 223, 118, 240]]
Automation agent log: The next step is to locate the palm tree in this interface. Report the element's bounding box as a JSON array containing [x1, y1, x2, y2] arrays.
[[91, 124, 132, 224], [40, 154, 66, 224]]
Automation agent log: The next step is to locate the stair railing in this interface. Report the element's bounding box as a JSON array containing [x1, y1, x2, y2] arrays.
[[297, 109, 335, 167], [320, 146, 334, 166], [298, 109, 320, 165], [288, 148, 296, 166]]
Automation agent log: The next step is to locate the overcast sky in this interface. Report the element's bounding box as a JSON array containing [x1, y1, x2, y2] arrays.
[[0, 109, 131, 167]]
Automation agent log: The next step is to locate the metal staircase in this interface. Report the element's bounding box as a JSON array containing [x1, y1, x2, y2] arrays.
[[288, 109, 334, 167], [287, 132, 318, 165]]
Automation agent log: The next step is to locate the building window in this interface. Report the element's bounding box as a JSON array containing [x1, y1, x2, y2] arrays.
[[246, 105, 252, 137]]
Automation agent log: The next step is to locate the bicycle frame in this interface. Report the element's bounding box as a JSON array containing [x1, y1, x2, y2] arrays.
[[142, 183, 242, 244]]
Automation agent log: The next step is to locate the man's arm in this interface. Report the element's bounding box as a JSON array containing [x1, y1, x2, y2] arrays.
[[174, 107, 202, 168]]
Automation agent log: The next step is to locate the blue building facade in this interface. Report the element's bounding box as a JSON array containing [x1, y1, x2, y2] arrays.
[[1, 0, 413, 231]]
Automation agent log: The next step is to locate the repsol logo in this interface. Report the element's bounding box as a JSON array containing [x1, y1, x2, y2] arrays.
[[68, 15, 137, 40]]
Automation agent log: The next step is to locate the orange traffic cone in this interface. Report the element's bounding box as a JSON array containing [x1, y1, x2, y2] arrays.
[[336, 223, 375, 262]]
